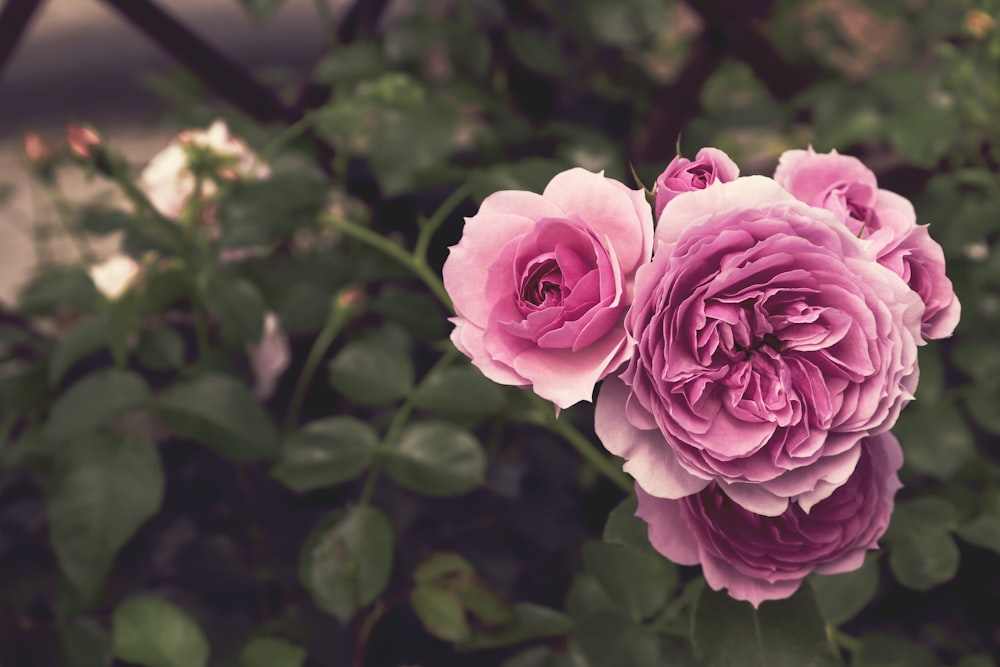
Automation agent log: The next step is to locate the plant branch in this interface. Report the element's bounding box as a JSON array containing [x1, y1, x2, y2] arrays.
[[322, 215, 453, 311]]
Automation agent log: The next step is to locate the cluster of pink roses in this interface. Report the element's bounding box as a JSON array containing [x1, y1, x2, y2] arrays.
[[443, 146, 959, 606]]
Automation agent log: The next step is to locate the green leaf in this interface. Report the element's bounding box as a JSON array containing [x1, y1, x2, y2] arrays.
[[299, 505, 394, 623], [368, 107, 458, 196], [59, 617, 112, 667], [602, 495, 654, 552], [271, 416, 378, 492], [691, 584, 841, 667], [18, 267, 101, 315], [888, 527, 959, 591], [112, 596, 209, 667], [328, 335, 415, 406], [956, 514, 1000, 555], [49, 314, 112, 385], [501, 647, 574, 667], [384, 421, 486, 496], [48, 435, 164, 604], [581, 541, 675, 621], [894, 403, 974, 479], [573, 611, 660, 667], [457, 603, 572, 651], [412, 365, 507, 419], [566, 571, 618, 620], [414, 552, 476, 584], [411, 584, 472, 643], [371, 286, 445, 341], [77, 206, 138, 236], [219, 170, 328, 245], [889, 105, 960, 168], [809, 552, 880, 626], [201, 273, 266, 344], [313, 41, 386, 85], [43, 369, 151, 442], [852, 634, 938, 667], [239, 637, 306, 667], [134, 327, 186, 371], [455, 578, 515, 628], [157, 373, 278, 461]]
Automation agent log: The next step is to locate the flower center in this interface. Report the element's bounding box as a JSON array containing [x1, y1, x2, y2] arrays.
[[521, 257, 563, 309]]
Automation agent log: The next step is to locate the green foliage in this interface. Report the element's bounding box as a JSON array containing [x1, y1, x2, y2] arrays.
[[111, 596, 210, 667], [271, 416, 378, 492], [157, 373, 279, 461], [238, 637, 306, 667], [691, 585, 841, 667], [299, 506, 394, 623], [328, 333, 415, 406], [43, 369, 151, 442], [383, 421, 487, 496]]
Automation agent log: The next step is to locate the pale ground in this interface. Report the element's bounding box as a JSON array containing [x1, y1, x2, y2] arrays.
[[0, 0, 342, 303]]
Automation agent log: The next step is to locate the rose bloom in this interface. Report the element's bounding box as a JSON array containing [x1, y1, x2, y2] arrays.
[[140, 120, 270, 220], [654, 147, 739, 220], [595, 177, 923, 515], [443, 168, 654, 409], [88, 255, 141, 300], [774, 147, 960, 340], [636, 431, 902, 607]]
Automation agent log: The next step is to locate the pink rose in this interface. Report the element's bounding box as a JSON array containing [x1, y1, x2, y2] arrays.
[[654, 147, 739, 219], [595, 177, 922, 515], [774, 147, 960, 339], [443, 168, 654, 409], [636, 431, 903, 607]]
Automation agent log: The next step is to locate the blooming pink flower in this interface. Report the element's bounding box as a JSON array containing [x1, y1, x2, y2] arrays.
[[636, 431, 903, 607], [653, 147, 739, 220], [443, 168, 654, 409], [595, 177, 922, 516], [774, 147, 960, 340]]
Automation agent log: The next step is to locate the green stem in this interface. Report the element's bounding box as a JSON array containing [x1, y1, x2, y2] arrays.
[[527, 393, 632, 493], [357, 347, 460, 507], [41, 182, 97, 264], [313, 0, 340, 50], [255, 113, 316, 168], [323, 215, 453, 310], [832, 628, 861, 655], [414, 182, 469, 264], [284, 288, 363, 431]]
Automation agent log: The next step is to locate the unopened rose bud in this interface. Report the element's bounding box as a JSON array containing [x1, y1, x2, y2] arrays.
[[23, 131, 54, 166], [248, 311, 291, 401], [66, 123, 103, 160], [966, 10, 995, 38]]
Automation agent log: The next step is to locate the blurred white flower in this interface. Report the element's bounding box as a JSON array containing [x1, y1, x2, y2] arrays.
[[140, 120, 270, 220], [89, 255, 141, 300], [248, 311, 291, 401]]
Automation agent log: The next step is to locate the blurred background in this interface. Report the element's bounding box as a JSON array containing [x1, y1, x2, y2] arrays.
[[0, 0, 333, 302]]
